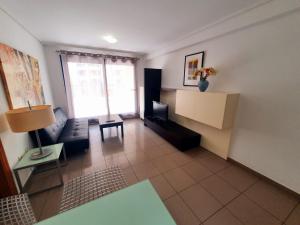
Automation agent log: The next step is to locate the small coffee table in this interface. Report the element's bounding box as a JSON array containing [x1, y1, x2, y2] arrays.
[[99, 115, 124, 142]]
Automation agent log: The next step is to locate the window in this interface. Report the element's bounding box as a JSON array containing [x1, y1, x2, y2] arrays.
[[106, 63, 136, 114], [62, 54, 137, 118], [67, 62, 108, 118]]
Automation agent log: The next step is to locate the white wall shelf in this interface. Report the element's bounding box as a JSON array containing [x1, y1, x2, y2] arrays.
[[175, 90, 239, 130]]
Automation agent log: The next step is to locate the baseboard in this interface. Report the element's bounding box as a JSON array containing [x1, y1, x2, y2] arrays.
[[227, 157, 300, 199]]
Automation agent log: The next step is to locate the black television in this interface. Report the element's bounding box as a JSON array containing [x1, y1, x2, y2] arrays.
[[153, 101, 168, 122]]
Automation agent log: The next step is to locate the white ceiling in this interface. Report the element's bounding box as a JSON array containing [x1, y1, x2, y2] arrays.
[[0, 0, 265, 53]]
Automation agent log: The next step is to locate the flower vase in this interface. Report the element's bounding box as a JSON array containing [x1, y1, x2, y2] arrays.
[[198, 79, 209, 92]]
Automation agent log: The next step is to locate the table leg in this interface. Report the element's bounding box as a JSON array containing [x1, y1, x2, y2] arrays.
[[13, 170, 23, 193], [63, 146, 67, 162], [61, 146, 68, 166], [100, 127, 104, 142], [56, 159, 64, 186], [121, 124, 124, 138]]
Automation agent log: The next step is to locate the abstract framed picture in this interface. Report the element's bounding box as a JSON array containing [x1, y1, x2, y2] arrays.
[[183, 51, 205, 86], [0, 43, 45, 109]]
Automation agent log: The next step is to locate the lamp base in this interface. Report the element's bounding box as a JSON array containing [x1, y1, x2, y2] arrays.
[[30, 148, 53, 160]]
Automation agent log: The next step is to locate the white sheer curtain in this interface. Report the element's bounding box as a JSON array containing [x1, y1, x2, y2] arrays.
[[61, 53, 137, 118], [105, 58, 137, 115], [61, 54, 108, 118]]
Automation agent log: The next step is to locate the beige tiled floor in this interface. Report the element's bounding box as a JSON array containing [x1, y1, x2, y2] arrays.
[[28, 119, 300, 224]]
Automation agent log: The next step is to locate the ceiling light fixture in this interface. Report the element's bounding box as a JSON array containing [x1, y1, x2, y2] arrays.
[[102, 35, 118, 44]]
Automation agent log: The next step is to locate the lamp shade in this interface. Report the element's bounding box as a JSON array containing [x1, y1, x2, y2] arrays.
[[6, 105, 55, 132]]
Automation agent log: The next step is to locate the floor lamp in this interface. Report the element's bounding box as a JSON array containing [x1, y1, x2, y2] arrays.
[[6, 105, 56, 160]]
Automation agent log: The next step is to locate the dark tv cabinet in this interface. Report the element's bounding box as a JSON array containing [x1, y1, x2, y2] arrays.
[[144, 68, 161, 118], [143, 68, 201, 151], [144, 117, 201, 151]]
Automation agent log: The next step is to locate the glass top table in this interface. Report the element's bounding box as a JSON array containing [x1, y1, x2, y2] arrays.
[[36, 180, 176, 225], [13, 143, 66, 194], [14, 143, 64, 170]]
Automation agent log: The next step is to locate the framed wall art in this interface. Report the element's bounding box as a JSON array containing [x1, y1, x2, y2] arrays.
[[183, 51, 205, 86], [0, 43, 45, 109]]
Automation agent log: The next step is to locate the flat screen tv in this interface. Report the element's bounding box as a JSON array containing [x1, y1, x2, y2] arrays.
[[153, 101, 168, 122]]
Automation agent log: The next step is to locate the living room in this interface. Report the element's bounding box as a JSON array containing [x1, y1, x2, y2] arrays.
[[0, 1, 299, 225]]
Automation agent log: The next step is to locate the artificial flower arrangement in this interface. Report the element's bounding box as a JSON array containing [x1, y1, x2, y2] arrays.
[[193, 67, 217, 80], [192, 67, 217, 92]]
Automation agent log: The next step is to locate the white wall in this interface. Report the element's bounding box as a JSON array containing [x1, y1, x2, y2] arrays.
[[146, 7, 300, 193], [0, 8, 53, 185], [43, 44, 144, 115]]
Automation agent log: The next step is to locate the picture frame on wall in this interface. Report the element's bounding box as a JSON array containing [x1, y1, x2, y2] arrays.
[[183, 51, 205, 86], [0, 43, 45, 109]]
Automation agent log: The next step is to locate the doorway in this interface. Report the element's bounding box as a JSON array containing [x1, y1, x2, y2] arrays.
[[0, 139, 17, 197]]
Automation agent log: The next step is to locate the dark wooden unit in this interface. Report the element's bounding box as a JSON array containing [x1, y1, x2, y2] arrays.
[[0, 139, 17, 197], [144, 68, 161, 118], [143, 68, 201, 151], [144, 117, 201, 151]]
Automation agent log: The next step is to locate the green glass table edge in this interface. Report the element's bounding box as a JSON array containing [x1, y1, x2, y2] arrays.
[[14, 143, 64, 170], [36, 180, 177, 225]]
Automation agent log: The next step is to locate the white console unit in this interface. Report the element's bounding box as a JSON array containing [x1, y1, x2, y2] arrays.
[[174, 90, 240, 159], [175, 90, 239, 129]]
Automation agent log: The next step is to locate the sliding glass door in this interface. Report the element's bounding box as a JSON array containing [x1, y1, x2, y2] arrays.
[[106, 60, 136, 114], [67, 62, 108, 118], [62, 54, 137, 118]]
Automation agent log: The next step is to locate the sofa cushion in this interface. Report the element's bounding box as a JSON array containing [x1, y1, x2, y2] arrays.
[[58, 119, 89, 143], [43, 108, 68, 143], [29, 108, 89, 153], [30, 107, 68, 146]]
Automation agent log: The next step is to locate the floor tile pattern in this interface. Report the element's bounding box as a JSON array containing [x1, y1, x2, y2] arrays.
[[28, 119, 300, 225]]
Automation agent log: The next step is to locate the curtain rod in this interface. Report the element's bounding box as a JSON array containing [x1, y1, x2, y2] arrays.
[[56, 50, 139, 61]]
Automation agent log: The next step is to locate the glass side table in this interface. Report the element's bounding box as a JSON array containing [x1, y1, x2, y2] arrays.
[[13, 143, 67, 195]]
